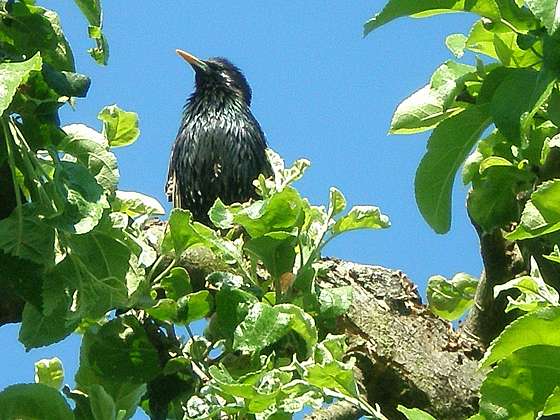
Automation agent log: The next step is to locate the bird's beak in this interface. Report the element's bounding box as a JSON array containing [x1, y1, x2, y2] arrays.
[[176, 49, 209, 73]]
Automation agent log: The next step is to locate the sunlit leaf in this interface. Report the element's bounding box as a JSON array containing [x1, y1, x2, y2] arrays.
[[34, 357, 64, 390], [0, 384, 73, 420], [482, 307, 560, 368], [415, 105, 491, 233], [113, 190, 165, 217], [364, 0, 500, 35], [480, 345, 560, 419], [398, 405, 437, 420], [86, 316, 160, 383], [98, 105, 139, 148], [332, 206, 390, 234], [427, 273, 478, 320], [0, 53, 42, 115]]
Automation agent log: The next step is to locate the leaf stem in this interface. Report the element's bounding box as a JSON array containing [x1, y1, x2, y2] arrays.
[[8, 119, 62, 214], [147, 254, 165, 283], [152, 257, 179, 285], [2, 117, 23, 254]]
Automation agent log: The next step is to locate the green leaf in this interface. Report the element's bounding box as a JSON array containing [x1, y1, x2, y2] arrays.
[[233, 303, 317, 357], [0, 4, 75, 71], [206, 284, 258, 341], [493, 30, 543, 69], [543, 386, 560, 415], [208, 198, 234, 229], [328, 187, 346, 216], [467, 167, 524, 232], [146, 298, 178, 321], [495, 275, 559, 312], [233, 303, 293, 353], [482, 307, 560, 368], [19, 303, 78, 350], [244, 232, 297, 280], [548, 88, 560, 126], [390, 61, 476, 134], [305, 359, 358, 399], [545, 245, 560, 265], [0, 205, 55, 266], [506, 201, 558, 240], [34, 357, 64, 390], [478, 156, 513, 173], [98, 105, 140, 147], [113, 190, 165, 217], [363, 0, 500, 36], [51, 161, 109, 234], [208, 366, 255, 399], [317, 286, 353, 319], [73, 0, 101, 26], [88, 384, 117, 420], [389, 86, 459, 134], [49, 231, 131, 320], [430, 61, 476, 107], [87, 25, 109, 65], [76, 331, 147, 419], [494, 257, 559, 313], [490, 69, 538, 142], [265, 149, 311, 193], [532, 179, 560, 221], [446, 34, 467, 58], [0, 383, 73, 420], [278, 381, 323, 413], [317, 334, 348, 362], [161, 208, 211, 256], [177, 290, 214, 323], [506, 180, 560, 240], [0, 53, 42, 115], [73, 0, 109, 64], [163, 356, 192, 376], [42, 64, 90, 98], [525, 0, 560, 35], [480, 345, 560, 419], [397, 405, 437, 420], [415, 105, 491, 233], [161, 267, 192, 300], [427, 273, 478, 321], [332, 205, 390, 234], [520, 69, 557, 142], [464, 21, 499, 59], [86, 316, 160, 383], [207, 364, 293, 414], [281, 304, 318, 356], [61, 124, 119, 192], [226, 187, 306, 238], [300, 205, 329, 261]]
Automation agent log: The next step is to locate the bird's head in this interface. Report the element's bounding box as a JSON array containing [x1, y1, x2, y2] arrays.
[[176, 49, 252, 105]]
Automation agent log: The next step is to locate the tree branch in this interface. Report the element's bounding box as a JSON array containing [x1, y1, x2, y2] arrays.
[[313, 258, 482, 420]]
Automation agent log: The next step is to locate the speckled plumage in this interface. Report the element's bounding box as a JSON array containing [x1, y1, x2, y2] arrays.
[[167, 56, 272, 224]]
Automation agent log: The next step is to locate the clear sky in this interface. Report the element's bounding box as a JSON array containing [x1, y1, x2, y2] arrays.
[[1, 1, 480, 416]]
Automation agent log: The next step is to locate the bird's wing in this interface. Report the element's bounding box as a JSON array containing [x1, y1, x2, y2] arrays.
[[166, 145, 181, 208]]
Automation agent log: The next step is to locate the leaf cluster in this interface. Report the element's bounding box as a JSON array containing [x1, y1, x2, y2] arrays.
[[366, 0, 560, 418], [0, 2, 391, 419]]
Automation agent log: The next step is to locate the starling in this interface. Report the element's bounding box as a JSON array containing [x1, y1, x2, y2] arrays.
[[166, 49, 272, 224]]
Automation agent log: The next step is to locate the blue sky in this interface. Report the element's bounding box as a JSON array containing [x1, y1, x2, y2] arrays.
[[1, 1, 480, 416]]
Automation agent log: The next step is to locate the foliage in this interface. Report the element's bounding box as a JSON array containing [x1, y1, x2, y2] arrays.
[[366, 0, 560, 418], [426, 272, 478, 321], [0, 1, 391, 418]]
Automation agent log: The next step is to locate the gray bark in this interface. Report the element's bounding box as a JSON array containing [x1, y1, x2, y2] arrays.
[[310, 258, 483, 420]]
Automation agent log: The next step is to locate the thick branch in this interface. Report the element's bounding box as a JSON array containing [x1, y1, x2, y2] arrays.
[[461, 216, 525, 349], [313, 259, 482, 420]]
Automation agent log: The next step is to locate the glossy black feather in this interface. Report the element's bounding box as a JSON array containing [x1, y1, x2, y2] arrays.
[[167, 57, 272, 224]]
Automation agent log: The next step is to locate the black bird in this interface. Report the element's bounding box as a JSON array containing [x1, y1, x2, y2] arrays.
[[166, 49, 272, 224]]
